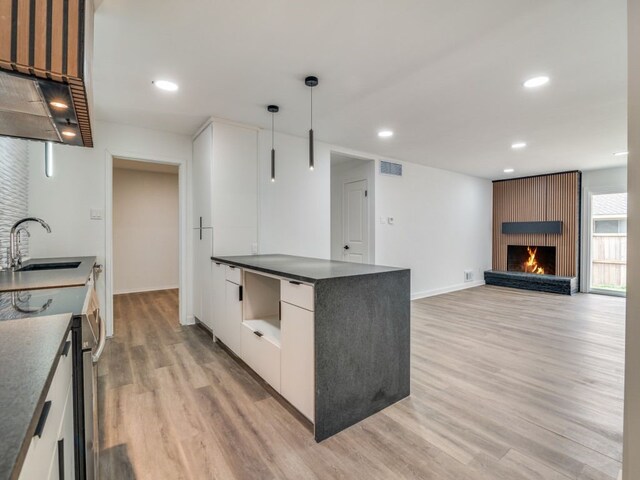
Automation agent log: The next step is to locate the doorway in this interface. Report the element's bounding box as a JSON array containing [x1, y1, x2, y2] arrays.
[[330, 152, 375, 263], [107, 155, 186, 336], [589, 192, 627, 296]]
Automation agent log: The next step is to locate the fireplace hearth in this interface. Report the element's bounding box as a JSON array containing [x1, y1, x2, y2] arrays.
[[507, 245, 556, 276]]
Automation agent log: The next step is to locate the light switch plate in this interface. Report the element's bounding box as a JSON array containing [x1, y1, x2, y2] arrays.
[[380, 217, 387, 224], [90, 208, 103, 220]]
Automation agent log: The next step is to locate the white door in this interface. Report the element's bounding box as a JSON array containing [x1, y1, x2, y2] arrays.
[[342, 179, 369, 263]]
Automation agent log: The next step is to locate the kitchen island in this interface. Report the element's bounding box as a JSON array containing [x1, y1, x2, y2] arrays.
[[209, 254, 411, 441]]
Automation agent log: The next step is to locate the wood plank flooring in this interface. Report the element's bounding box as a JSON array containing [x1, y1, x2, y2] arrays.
[[99, 286, 625, 479]]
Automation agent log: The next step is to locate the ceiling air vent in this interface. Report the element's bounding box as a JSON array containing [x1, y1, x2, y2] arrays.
[[380, 160, 402, 176]]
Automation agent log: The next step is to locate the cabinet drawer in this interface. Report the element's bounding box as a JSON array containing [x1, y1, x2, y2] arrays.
[[281, 280, 314, 311], [226, 265, 242, 285], [241, 322, 281, 392], [19, 333, 73, 480]]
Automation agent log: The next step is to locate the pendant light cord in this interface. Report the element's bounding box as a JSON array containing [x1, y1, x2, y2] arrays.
[[271, 113, 274, 148], [310, 87, 313, 130]]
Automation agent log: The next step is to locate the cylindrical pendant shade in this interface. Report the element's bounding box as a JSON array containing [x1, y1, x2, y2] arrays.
[[309, 129, 314, 170], [271, 148, 276, 182]]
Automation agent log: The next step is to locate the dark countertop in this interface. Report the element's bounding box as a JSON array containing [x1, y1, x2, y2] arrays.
[[0, 312, 72, 480], [0, 286, 90, 320], [0, 256, 96, 292], [211, 254, 408, 284]]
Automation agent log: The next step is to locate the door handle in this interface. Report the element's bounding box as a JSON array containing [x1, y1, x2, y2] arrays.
[[92, 308, 106, 363], [344, 245, 350, 250], [199, 217, 203, 240]]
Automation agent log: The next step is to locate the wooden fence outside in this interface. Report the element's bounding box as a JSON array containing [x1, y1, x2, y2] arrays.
[[591, 235, 627, 290]]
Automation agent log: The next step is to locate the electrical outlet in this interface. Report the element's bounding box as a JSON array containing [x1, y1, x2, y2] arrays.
[[464, 270, 474, 282], [251, 243, 258, 254]]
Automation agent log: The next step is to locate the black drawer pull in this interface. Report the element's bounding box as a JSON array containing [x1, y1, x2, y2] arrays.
[[34, 401, 52, 438], [62, 340, 71, 357], [238, 285, 243, 302], [289, 280, 302, 285], [58, 439, 65, 479], [253, 330, 264, 338]]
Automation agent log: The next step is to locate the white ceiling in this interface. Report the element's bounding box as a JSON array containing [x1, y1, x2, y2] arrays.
[[93, 0, 627, 179]]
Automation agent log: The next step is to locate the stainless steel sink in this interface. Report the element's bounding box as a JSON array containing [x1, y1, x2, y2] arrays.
[[16, 261, 81, 272]]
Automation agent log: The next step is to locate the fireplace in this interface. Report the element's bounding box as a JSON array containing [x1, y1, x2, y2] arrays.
[[507, 245, 556, 276]]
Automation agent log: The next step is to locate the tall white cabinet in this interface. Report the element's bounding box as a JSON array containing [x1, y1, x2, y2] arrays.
[[191, 120, 258, 332]]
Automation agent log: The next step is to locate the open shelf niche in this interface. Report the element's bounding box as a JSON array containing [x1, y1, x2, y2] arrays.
[[243, 271, 282, 347]]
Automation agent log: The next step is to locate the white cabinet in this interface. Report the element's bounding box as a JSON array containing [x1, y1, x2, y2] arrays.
[[192, 123, 213, 228], [193, 228, 213, 330], [211, 261, 227, 338], [223, 277, 243, 355], [192, 121, 257, 334], [211, 122, 258, 255], [20, 333, 74, 480], [281, 301, 315, 421], [241, 321, 281, 391]]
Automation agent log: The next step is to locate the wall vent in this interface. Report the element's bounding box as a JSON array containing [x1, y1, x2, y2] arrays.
[[380, 161, 402, 176]]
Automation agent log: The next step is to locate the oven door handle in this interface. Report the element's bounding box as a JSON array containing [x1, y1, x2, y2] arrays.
[[92, 308, 106, 363]]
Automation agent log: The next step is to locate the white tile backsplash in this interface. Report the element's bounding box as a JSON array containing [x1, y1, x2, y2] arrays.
[[0, 137, 30, 268]]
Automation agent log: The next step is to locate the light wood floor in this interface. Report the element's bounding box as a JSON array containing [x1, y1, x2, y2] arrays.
[[99, 286, 625, 480]]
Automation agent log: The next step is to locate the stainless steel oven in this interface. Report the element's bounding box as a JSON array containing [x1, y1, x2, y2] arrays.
[[81, 288, 104, 480]]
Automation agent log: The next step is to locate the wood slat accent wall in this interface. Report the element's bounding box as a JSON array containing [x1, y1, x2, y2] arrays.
[[492, 171, 580, 277], [0, 0, 93, 147]]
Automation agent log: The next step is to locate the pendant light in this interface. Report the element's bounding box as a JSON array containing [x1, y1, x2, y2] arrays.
[[45, 142, 53, 177], [305, 76, 318, 171], [267, 105, 279, 182]]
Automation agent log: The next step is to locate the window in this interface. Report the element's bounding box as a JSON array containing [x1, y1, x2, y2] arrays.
[[594, 219, 627, 234]]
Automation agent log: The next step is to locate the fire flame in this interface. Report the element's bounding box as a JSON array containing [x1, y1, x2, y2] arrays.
[[523, 246, 545, 275]]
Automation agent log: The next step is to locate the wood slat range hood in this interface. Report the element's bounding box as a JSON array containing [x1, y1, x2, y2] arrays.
[[0, 0, 94, 147]]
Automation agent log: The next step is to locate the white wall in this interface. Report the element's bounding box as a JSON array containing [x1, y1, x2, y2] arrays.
[[623, 0, 639, 478], [375, 161, 492, 298], [258, 130, 331, 258], [28, 120, 192, 335], [580, 166, 628, 291], [258, 130, 493, 298], [113, 167, 179, 294], [330, 158, 376, 262]]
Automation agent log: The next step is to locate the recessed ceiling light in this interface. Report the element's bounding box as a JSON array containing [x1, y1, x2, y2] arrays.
[[504, 168, 515, 173], [378, 130, 394, 138], [614, 151, 629, 156], [61, 130, 76, 138], [523, 76, 550, 88], [511, 142, 527, 149], [153, 80, 179, 92], [49, 101, 68, 109]]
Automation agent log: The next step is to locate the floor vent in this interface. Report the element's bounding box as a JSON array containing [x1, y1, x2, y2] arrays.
[[380, 161, 402, 176]]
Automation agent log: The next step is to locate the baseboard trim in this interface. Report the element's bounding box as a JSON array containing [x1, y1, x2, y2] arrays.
[[114, 285, 179, 295], [411, 280, 485, 300]]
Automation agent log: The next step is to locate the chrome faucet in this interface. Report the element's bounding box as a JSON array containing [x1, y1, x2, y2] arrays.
[[9, 217, 51, 270]]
